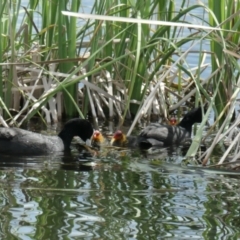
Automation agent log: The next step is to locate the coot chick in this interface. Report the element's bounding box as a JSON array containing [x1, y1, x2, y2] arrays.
[[168, 117, 177, 126], [111, 130, 138, 148], [91, 130, 106, 149], [0, 118, 94, 156], [138, 106, 204, 149]]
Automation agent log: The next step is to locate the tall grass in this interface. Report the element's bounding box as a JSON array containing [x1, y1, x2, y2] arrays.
[[0, 1, 211, 124], [208, 0, 238, 126], [0, 0, 7, 100], [198, 0, 240, 165]]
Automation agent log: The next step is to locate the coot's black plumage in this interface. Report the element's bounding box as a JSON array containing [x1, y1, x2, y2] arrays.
[[0, 118, 93, 156], [138, 107, 204, 149]]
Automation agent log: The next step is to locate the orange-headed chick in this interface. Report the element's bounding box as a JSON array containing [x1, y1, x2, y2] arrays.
[[110, 130, 138, 148], [168, 117, 177, 126], [91, 130, 106, 149]]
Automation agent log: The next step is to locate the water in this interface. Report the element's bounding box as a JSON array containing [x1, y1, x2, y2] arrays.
[[0, 141, 240, 239]]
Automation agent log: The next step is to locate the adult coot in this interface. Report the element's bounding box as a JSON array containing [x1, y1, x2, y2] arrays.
[[0, 118, 93, 156], [138, 106, 204, 149]]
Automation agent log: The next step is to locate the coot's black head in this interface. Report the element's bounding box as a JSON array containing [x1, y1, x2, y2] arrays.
[[62, 118, 94, 142], [178, 107, 203, 129]]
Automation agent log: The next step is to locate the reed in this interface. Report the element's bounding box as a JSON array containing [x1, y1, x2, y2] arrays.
[[195, 0, 240, 165], [0, 1, 213, 124], [208, 0, 239, 126]]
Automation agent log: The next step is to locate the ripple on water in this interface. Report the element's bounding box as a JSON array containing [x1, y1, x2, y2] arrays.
[[0, 148, 239, 239]]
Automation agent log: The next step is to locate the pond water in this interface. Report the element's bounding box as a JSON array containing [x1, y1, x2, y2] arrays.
[[0, 121, 240, 240]]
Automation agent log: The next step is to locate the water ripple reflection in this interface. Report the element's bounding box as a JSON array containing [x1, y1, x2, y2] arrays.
[[0, 153, 239, 239]]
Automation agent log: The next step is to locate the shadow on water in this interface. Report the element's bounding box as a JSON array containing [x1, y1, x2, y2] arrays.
[[0, 150, 97, 172], [0, 131, 240, 239]]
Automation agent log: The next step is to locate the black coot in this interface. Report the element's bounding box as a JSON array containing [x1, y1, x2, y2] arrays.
[[0, 118, 93, 156], [138, 106, 204, 149]]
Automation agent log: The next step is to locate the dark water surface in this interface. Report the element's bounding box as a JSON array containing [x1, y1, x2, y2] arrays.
[[0, 144, 240, 239]]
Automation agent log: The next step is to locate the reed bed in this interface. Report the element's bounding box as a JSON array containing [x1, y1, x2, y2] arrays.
[[1, 0, 240, 167]]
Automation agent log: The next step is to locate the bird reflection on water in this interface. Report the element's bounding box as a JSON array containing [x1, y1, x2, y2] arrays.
[[0, 150, 96, 172]]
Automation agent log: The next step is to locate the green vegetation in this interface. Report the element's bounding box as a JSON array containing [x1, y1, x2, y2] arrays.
[[0, 0, 240, 165]]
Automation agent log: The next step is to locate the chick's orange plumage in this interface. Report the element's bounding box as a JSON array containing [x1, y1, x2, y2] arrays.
[[110, 130, 127, 147], [91, 130, 106, 148]]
